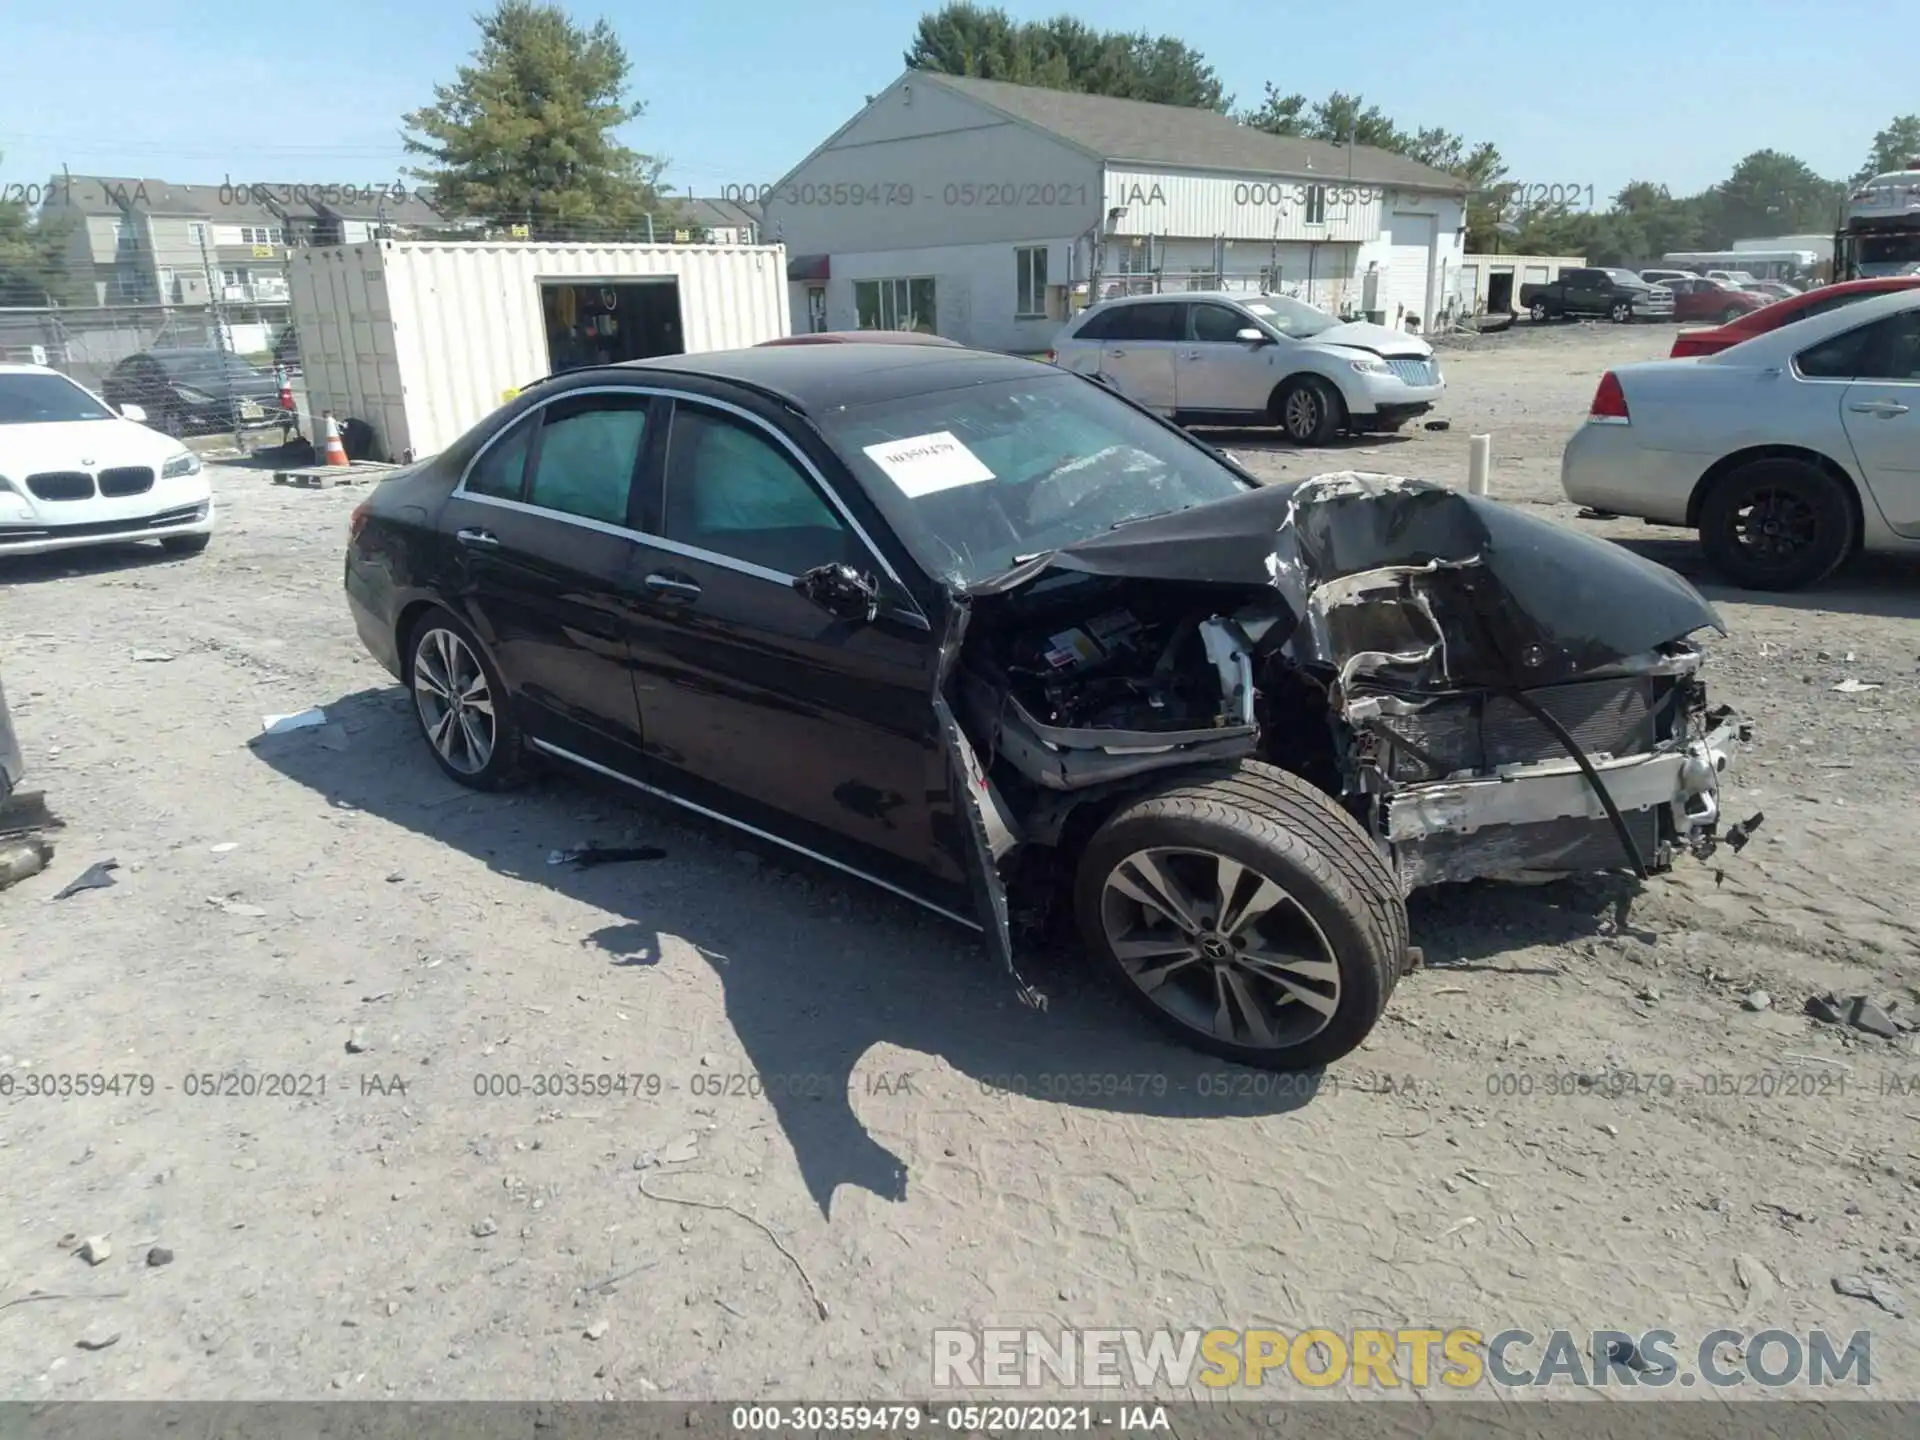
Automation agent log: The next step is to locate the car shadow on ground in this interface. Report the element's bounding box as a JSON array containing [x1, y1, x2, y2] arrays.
[[0, 542, 201, 586], [1611, 535, 1920, 622], [254, 684, 1363, 1216]]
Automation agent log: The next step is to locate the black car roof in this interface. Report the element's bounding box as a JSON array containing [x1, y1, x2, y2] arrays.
[[596, 344, 1057, 411]]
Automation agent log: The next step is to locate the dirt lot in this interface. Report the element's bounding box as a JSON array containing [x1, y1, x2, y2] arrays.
[[2, 320, 1917, 1402]]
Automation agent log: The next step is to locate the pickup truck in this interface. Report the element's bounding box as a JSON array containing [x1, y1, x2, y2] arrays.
[[1520, 267, 1675, 323]]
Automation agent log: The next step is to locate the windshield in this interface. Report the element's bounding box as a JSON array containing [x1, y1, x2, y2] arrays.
[[1240, 295, 1339, 338], [817, 371, 1253, 587], [1602, 269, 1647, 287], [159, 352, 269, 381], [0, 371, 116, 424]]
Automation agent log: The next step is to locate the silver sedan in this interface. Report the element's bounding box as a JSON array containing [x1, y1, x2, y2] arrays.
[[1561, 288, 1920, 588]]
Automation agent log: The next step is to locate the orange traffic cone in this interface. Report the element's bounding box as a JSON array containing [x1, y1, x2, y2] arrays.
[[321, 411, 349, 467]]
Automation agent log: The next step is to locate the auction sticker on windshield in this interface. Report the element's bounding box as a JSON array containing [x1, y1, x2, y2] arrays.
[[862, 431, 995, 497]]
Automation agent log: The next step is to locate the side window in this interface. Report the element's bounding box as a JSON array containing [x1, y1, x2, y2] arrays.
[[662, 405, 858, 576], [1858, 311, 1920, 380], [1071, 308, 1117, 342], [1190, 304, 1249, 342], [465, 413, 536, 501], [525, 395, 649, 526], [1110, 303, 1184, 341], [1797, 319, 1884, 380]]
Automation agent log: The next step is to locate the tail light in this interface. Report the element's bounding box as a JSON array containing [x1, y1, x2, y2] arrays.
[[1043, 349, 1057, 363], [349, 499, 372, 540], [1589, 371, 1630, 424], [1671, 335, 1708, 359]]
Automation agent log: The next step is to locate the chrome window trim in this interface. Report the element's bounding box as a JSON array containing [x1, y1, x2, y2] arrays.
[[452, 381, 927, 624], [527, 738, 981, 932]]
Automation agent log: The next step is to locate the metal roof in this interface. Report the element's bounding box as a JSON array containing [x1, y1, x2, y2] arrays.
[[912, 72, 1468, 194]]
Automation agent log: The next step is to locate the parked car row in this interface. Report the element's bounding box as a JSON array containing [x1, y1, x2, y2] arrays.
[[1520, 268, 1676, 323], [100, 349, 288, 438]]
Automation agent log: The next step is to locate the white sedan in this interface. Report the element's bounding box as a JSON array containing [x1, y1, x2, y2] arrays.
[[1049, 292, 1444, 444], [0, 364, 215, 560], [1561, 288, 1920, 589]]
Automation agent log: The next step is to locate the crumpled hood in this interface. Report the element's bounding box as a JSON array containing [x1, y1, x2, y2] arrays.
[[970, 472, 1724, 692], [1309, 320, 1432, 357]]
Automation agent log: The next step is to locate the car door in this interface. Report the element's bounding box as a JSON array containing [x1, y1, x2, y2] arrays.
[[1566, 271, 1607, 315], [1098, 301, 1183, 412], [438, 389, 659, 770], [1176, 301, 1272, 414], [1833, 308, 1920, 534], [620, 394, 968, 910]]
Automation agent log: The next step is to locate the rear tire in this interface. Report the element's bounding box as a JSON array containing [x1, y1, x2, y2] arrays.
[[1697, 458, 1852, 590], [1529, 301, 1551, 322], [1074, 760, 1407, 1071], [402, 606, 529, 790], [1272, 377, 1343, 445]]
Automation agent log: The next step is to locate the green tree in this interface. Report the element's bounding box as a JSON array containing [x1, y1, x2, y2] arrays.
[[1697, 150, 1845, 246], [0, 162, 83, 306], [1609, 180, 1704, 260], [402, 0, 682, 239], [905, 6, 1228, 110], [1853, 114, 1920, 182]]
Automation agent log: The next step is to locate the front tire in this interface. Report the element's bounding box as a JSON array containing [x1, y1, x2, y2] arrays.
[[1074, 760, 1407, 1071], [1697, 458, 1853, 590], [160, 534, 210, 556], [1611, 301, 1634, 323], [1529, 301, 1551, 322], [403, 606, 528, 789], [1272, 377, 1343, 445]]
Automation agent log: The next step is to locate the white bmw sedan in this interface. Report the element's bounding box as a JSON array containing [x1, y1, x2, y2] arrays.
[[1561, 288, 1920, 589], [0, 363, 215, 559]]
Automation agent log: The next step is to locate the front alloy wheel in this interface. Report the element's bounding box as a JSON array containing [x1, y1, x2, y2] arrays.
[[1099, 847, 1342, 1052]]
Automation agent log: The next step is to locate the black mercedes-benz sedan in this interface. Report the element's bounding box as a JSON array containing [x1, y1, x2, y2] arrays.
[[345, 344, 1743, 1070]]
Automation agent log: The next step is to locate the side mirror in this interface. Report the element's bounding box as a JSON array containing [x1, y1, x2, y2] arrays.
[[794, 562, 879, 623], [1234, 327, 1269, 345], [118, 403, 147, 423]]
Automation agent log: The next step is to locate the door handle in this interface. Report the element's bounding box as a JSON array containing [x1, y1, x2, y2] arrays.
[[456, 527, 499, 548], [1848, 400, 1910, 415], [644, 572, 702, 601], [1181, 350, 1201, 360], [1108, 349, 1126, 357]]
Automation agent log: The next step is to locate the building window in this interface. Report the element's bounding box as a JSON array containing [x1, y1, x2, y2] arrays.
[[1015, 246, 1048, 317], [853, 277, 936, 333], [1302, 185, 1327, 225], [222, 267, 250, 286], [187, 222, 207, 247]]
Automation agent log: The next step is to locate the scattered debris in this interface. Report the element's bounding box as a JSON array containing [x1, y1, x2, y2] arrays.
[[638, 1174, 829, 1321], [636, 1132, 701, 1169], [1830, 678, 1881, 694], [1743, 990, 1772, 1012], [206, 897, 266, 918], [76, 1236, 111, 1266], [1807, 992, 1904, 1040], [0, 838, 54, 891], [75, 1328, 121, 1351], [131, 651, 174, 663], [1424, 420, 1451, 431], [260, 708, 327, 735], [1833, 1274, 1907, 1317], [0, 1289, 129, 1314], [53, 860, 119, 900], [1636, 985, 1662, 1003], [547, 844, 668, 868], [584, 1320, 609, 1342], [471, 1218, 498, 1238], [146, 1247, 173, 1267], [346, 1028, 371, 1054], [1722, 813, 1764, 852], [209, 843, 239, 854]]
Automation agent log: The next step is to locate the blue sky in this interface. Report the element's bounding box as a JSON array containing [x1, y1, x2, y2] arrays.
[[0, 0, 1903, 203]]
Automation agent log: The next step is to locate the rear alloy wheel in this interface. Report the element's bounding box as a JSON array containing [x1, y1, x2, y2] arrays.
[[405, 607, 527, 789], [1698, 458, 1852, 590], [1611, 300, 1634, 323], [1529, 301, 1551, 322], [1273, 377, 1343, 445], [1075, 760, 1406, 1071]]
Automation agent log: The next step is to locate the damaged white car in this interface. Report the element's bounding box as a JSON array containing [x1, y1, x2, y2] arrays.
[[347, 348, 1748, 1071]]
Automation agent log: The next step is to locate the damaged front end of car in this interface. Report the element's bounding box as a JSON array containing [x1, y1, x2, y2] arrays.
[[936, 472, 1750, 981]]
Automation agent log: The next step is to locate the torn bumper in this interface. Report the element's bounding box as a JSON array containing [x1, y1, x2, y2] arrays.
[[1381, 709, 1746, 889]]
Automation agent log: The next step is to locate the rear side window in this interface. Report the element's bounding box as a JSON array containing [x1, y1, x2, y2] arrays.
[[465, 414, 535, 500], [1071, 308, 1120, 341], [1797, 320, 1884, 379], [1106, 303, 1185, 341]]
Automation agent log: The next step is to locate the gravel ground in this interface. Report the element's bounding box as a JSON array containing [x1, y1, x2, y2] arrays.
[[2, 320, 1917, 1403]]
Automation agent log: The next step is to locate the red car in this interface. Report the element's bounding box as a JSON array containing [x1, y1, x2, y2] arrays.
[[1659, 275, 1767, 326], [1669, 275, 1920, 357]]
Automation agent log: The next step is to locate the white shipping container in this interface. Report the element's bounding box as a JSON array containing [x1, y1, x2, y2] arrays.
[[287, 239, 791, 461]]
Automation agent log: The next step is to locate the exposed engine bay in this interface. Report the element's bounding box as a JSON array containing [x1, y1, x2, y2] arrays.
[[949, 473, 1751, 898]]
